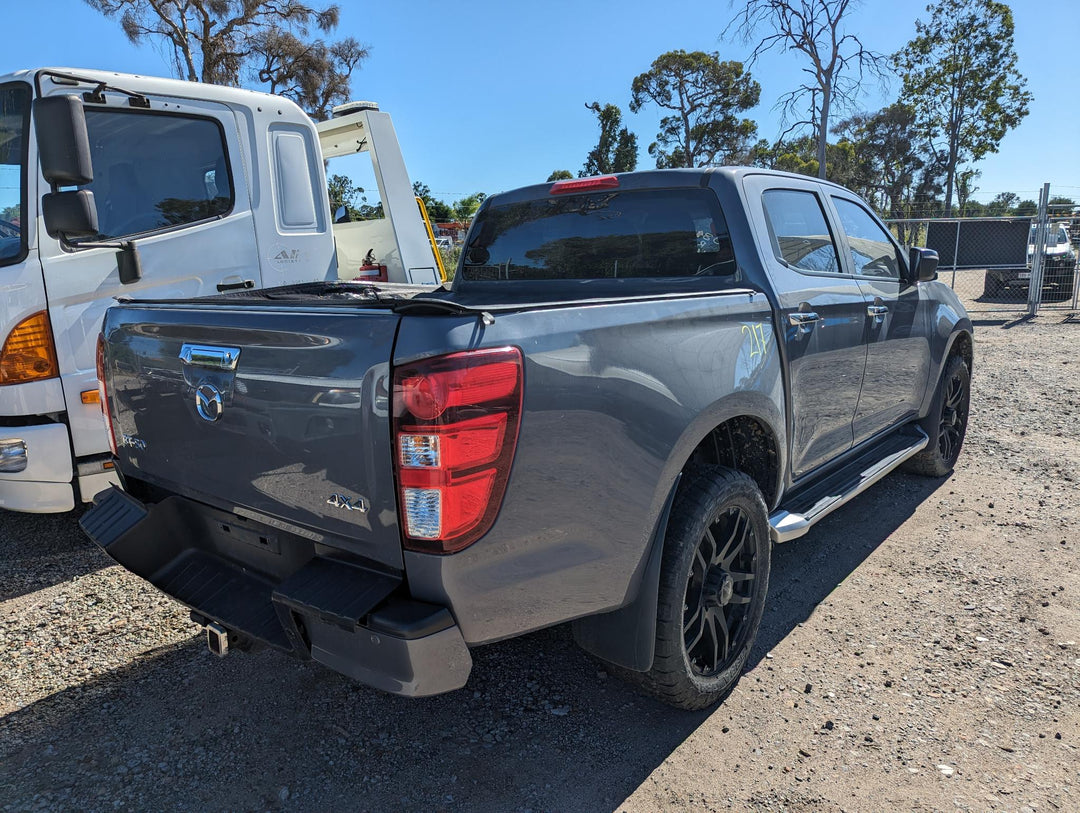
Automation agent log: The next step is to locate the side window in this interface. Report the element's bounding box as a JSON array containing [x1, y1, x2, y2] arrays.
[[761, 189, 841, 274], [832, 197, 903, 279], [81, 109, 233, 241], [0, 83, 30, 265]]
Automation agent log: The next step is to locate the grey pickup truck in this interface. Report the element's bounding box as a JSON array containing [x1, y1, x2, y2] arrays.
[[82, 169, 973, 710]]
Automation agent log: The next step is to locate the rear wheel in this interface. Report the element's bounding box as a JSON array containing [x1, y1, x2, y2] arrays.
[[630, 466, 770, 710], [902, 354, 971, 477]]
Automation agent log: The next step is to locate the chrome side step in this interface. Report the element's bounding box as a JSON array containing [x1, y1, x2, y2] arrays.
[[769, 426, 929, 543]]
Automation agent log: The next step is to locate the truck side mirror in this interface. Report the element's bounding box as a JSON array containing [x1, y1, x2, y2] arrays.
[[908, 246, 939, 283], [33, 95, 94, 186], [41, 190, 99, 239]]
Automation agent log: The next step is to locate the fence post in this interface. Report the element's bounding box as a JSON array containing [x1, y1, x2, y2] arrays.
[[1027, 183, 1051, 317]]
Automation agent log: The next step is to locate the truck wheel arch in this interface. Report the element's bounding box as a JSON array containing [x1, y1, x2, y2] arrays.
[[572, 398, 783, 672]]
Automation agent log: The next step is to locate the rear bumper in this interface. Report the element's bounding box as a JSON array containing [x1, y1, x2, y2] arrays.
[[79, 487, 471, 697]]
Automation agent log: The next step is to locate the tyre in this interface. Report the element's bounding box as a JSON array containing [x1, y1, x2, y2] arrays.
[[982, 272, 1003, 299], [902, 354, 971, 477], [629, 466, 770, 710]]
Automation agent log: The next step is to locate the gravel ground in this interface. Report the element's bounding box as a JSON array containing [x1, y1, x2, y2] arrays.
[[1, 309, 1078, 812]]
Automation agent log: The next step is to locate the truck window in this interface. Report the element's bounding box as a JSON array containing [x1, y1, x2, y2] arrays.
[[80, 109, 233, 241], [0, 83, 29, 265], [831, 197, 902, 279], [761, 189, 841, 274], [461, 188, 736, 281]]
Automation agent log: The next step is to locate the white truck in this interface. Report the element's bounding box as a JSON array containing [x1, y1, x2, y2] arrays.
[[0, 67, 443, 512]]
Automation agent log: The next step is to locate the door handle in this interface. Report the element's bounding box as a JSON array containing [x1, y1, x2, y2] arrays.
[[217, 279, 255, 293], [788, 310, 820, 337], [867, 304, 888, 325]]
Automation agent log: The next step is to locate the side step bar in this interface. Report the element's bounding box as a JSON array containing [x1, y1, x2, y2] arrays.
[[769, 426, 929, 543]]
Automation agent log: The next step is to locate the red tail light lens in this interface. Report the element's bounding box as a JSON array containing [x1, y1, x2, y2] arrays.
[[96, 334, 118, 456], [393, 347, 523, 554]]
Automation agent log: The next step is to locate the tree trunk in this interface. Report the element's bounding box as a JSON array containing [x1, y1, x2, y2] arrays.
[[817, 84, 831, 180], [943, 138, 957, 218]]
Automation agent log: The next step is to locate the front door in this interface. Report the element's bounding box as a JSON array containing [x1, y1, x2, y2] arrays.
[[744, 175, 869, 478], [827, 194, 931, 446], [36, 83, 261, 459]]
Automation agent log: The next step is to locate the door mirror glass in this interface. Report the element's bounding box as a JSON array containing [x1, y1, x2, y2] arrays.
[[33, 95, 94, 187], [41, 190, 99, 239]]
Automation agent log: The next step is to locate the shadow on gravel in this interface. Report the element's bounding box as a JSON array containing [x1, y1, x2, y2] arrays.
[[0, 506, 111, 603], [748, 472, 945, 674], [0, 473, 947, 812]]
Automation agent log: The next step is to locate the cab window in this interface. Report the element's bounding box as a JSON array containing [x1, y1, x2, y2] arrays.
[[0, 83, 30, 265], [761, 189, 841, 274], [80, 109, 233, 241], [832, 197, 903, 279]]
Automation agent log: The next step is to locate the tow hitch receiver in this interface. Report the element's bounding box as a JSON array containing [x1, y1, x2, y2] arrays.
[[206, 622, 229, 657]]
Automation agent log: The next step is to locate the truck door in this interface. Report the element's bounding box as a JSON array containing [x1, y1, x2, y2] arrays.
[[744, 176, 868, 478], [827, 193, 930, 446], [36, 92, 260, 461]]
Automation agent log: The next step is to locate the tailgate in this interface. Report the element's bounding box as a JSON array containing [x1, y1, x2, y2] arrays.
[[102, 304, 404, 570]]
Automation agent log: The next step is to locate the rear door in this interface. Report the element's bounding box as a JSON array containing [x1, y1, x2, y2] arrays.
[[744, 175, 869, 478], [37, 87, 260, 459], [828, 193, 930, 445]]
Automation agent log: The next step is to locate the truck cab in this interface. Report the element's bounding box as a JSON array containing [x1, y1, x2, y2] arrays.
[[0, 68, 441, 512]]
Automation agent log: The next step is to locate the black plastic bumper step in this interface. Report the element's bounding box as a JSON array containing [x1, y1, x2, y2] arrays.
[[79, 486, 148, 548], [273, 558, 398, 631]]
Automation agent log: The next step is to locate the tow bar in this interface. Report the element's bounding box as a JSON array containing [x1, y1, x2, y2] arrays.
[[206, 622, 230, 657]]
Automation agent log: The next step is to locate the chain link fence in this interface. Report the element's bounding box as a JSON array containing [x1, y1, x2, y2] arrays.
[[886, 186, 1079, 316]]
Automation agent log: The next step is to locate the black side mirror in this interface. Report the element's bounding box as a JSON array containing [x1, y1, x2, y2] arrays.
[[33, 95, 94, 186], [908, 246, 939, 283], [41, 189, 98, 239]]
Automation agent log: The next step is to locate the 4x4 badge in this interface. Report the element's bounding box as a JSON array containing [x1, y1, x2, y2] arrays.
[[326, 493, 368, 513]]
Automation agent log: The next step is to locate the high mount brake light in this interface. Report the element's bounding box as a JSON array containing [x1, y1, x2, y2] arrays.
[[549, 175, 620, 195], [392, 347, 523, 554], [96, 334, 118, 456]]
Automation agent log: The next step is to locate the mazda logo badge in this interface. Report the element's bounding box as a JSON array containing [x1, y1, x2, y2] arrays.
[[195, 382, 224, 422]]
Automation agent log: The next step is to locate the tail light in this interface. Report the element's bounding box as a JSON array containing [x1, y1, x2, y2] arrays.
[[550, 175, 619, 195], [96, 334, 118, 456], [392, 347, 523, 554], [0, 311, 59, 385]]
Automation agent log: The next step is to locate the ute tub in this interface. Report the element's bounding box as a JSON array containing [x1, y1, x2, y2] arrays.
[[79, 487, 471, 697]]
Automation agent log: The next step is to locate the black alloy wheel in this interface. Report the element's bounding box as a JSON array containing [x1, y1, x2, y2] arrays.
[[683, 505, 759, 677], [903, 354, 971, 477], [936, 364, 968, 467]]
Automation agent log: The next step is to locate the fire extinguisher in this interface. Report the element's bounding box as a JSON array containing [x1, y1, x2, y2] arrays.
[[354, 249, 387, 283]]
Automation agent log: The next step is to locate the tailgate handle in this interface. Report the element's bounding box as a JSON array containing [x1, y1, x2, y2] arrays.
[[179, 344, 241, 371]]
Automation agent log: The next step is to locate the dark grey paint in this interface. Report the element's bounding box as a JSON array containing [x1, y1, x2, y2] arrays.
[[98, 167, 971, 663]]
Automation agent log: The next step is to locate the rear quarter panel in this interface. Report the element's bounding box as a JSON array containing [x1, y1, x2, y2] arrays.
[[400, 292, 785, 644]]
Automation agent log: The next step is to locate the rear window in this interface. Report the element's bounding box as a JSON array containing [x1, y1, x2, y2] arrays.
[[461, 188, 737, 281]]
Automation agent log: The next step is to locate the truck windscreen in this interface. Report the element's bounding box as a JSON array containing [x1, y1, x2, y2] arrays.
[[461, 188, 736, 282], [0, 83, 29, 265]]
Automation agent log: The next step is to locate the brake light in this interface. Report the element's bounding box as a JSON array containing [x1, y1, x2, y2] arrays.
[[96, 334, 118, 456], [393, 347, 523, 553], [550, 175, 619, 195], [0, 311, 59, 385]]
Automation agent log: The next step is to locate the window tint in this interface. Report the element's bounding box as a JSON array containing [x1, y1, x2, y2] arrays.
[[461, 188, 736, 281], [81, 110, 233, 241], [762, 189, 840, 274], [832, 197, 902, 278], [0, 83, 29, 265]]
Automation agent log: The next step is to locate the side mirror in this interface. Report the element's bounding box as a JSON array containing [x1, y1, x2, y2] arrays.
[[908, 246, 939, 283], [33, 95, 94, 186], [41, 190, 99, 239]]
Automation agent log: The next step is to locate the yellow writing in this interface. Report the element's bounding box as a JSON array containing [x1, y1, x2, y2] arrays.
[[741, 322, 771, 360]]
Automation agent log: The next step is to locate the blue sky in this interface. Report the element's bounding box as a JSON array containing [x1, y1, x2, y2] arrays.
[[3, 0, 1074, 205]]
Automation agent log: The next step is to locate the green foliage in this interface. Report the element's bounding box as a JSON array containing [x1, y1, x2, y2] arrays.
[[580, 102, 638, 176], [984, 191, 1019, 216], [895, 0, 1032, 216], [452, 193, 486, 223], [752, 135, 868, 192], [85, 1, 366, 120], [1014, 199, 1037, 217], [546, 170, 574, 182], [413, 181, 453, 221], [328, 172, 381, 220], [629, 50, 760, 168]]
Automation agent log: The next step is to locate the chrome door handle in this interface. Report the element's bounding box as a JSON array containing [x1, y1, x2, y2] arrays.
[[867, 304, 888, 325], [179, 343, 242, 371], [788, 311, 820, 326]]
